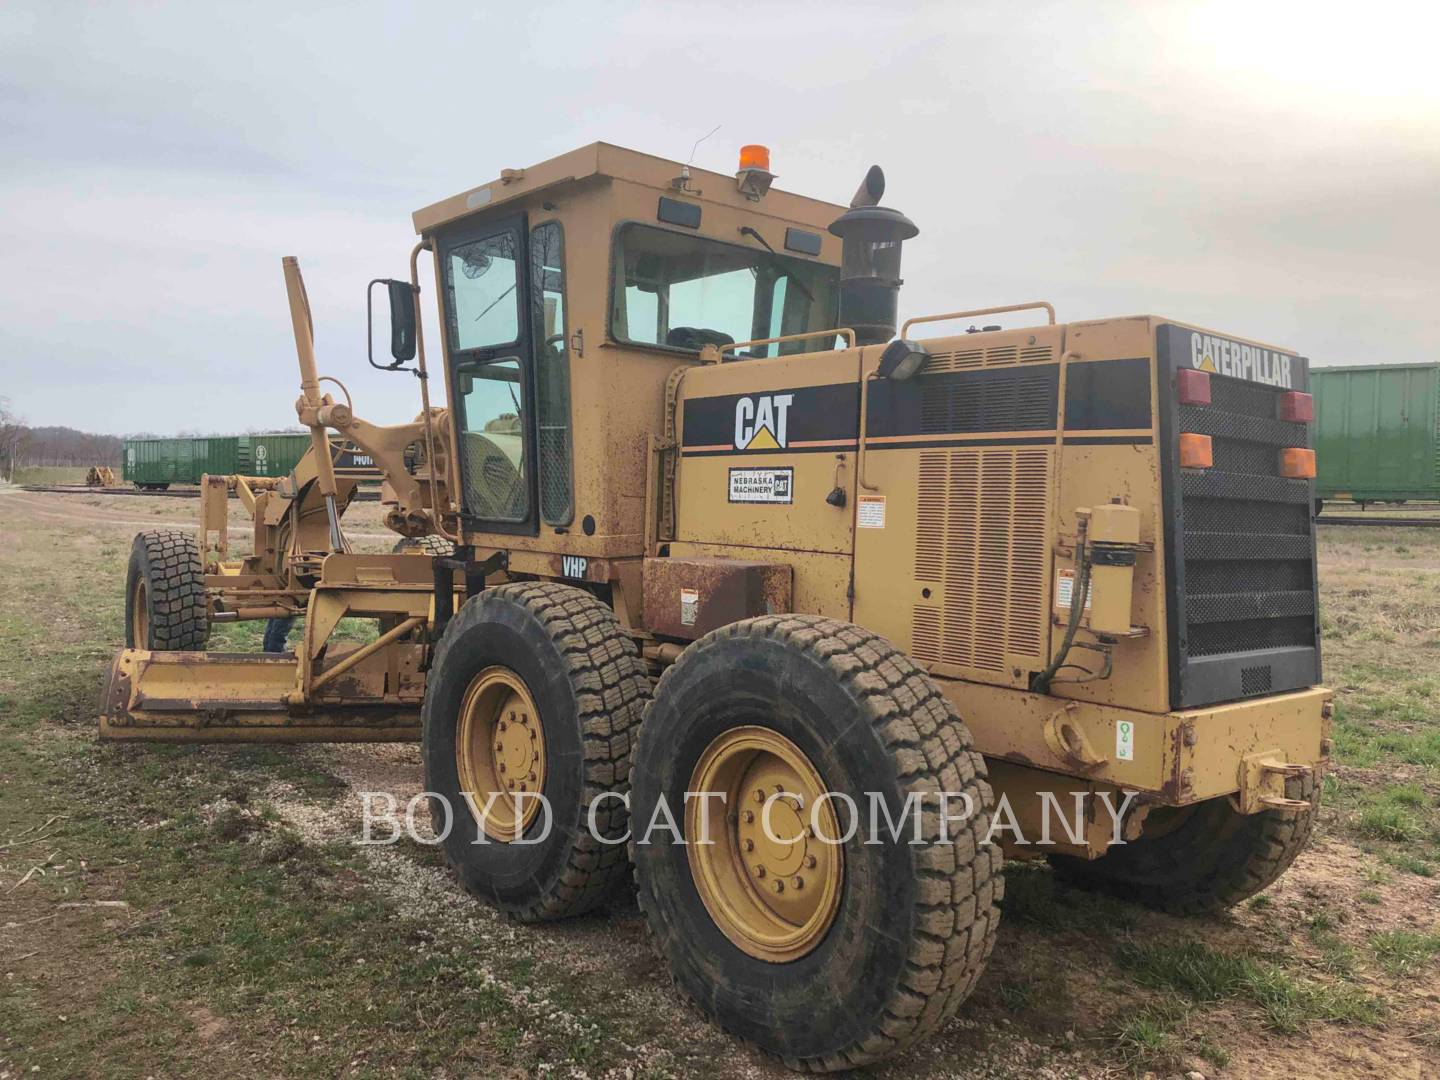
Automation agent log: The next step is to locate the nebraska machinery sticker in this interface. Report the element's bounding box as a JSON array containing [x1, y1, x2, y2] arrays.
[[728, 467, 793, 504]]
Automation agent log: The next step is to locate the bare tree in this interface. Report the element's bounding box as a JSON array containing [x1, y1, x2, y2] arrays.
[[0, 398, 29, 483]]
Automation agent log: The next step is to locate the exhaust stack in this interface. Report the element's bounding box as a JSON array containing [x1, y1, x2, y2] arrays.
[[828, 166, 918, 346]]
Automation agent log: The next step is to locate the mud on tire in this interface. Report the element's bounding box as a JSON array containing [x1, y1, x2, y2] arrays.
[[422, 582, 649, 921], [1050, 771, 1319, 915], [125, 529, 208, 650], [630, 615, 1003, 1072]]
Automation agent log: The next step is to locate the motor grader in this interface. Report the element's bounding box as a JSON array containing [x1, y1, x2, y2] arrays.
[[102, 142, 1330, 1070]]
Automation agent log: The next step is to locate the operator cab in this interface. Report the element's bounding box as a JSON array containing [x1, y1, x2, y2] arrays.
[[408, 143, 853, 555]]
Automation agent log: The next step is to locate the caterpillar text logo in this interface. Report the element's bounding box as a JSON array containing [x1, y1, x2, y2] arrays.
[[1189, 332, 1294, 389], [734, 393, 794, 450]]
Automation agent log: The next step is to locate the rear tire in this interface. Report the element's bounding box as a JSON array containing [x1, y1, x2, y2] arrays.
[[1050, 772, 1319, 915], [630, 616, 1002, 1071], [422, 582, 649, 921], [125, 530, 208, 650]]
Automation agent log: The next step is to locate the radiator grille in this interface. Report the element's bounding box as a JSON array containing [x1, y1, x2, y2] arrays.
[[912, 447, 1051, 672], [1161, 339, 1319, 705], [927, 341, 1056, 373]]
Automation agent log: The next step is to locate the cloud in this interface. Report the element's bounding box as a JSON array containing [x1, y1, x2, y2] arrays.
[[0, 0, 1435, 432]]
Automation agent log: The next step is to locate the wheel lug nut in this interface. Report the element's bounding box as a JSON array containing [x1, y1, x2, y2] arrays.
[[753, 865, 766, 878], [499, 721, 507, 732], [528, 772, 537, 782], [772, 880, 784, 894], [743, 838, 754, 852], [743, 810, 754, 824], [753, 789, 765, 804], [519, 783, 527, 792], [509, 711, 516, 721], [804, 855, 817, 869], [500, 763, 507, 773], [792, 876, 804, 890]]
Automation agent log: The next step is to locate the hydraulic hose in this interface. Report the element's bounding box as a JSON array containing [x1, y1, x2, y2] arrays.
[[1032, 521, 1091, 695]]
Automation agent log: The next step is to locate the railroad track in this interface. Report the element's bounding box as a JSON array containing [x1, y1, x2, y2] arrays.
[[1317, 514, 1440, 528], [21, 484, 381, 502]]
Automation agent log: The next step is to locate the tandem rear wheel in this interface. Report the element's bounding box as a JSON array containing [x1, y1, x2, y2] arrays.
[[421, 582, 650, 921], [1050, 771, 1320, 914], [630, 616, 1003, 1071]]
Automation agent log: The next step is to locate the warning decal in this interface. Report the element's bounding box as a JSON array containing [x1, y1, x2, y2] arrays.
[[857, 495, 886, 529], [1055, 568, 1092, 610], [728, 467, 793, 504], [1116, 720, 1135, 761]]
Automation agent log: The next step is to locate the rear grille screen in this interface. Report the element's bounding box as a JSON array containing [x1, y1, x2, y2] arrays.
[[1156, 325, 1321, 708]]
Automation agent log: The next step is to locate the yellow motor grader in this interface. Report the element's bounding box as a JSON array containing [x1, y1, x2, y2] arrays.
[[102, 142, 1330, 1070]]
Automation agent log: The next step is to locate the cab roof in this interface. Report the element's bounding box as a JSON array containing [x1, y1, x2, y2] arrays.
[[411, 141, 849, 236]]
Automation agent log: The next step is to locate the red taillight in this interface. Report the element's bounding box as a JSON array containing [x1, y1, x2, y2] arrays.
[[1279, 391, 1313, 422], [1176, 367, 1211, 406]]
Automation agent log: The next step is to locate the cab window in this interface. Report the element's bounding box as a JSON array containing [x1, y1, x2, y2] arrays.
[[454, 358, 527, 522], [611, 224, 839, 357], [531, 222, 573, 524]]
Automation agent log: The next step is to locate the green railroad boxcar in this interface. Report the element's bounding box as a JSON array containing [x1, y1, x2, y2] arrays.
[[123, 436, 247, 490], [123, 434, 381, 488], [1313, 363, 1440, 505]]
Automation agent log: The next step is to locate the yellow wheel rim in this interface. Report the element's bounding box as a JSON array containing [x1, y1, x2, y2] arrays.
[[455, 666, 547, 842], [130, 577, 149, 646], [686, 726, 843, 963]]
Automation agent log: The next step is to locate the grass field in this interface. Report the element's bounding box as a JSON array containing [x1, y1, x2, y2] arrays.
[[1, 488, 1437, 1078]]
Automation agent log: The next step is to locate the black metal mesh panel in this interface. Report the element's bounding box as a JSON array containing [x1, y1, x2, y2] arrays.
[[1172, 367, 1318, 689], [1181, 497, 1311, 534], [1188, 616, 1315, 657], [1180, 405, 1306, 446], [920, 368, 1057, 434], [1184, 559, 1313, 595]]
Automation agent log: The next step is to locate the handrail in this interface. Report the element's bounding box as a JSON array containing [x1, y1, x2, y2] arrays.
[[721, 327, 857, 356], [900, 301, 1056, 339]]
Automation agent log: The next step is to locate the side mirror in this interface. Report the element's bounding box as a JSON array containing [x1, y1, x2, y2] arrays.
[[877, 339, 929, 381], [367, 278, 417, 370]]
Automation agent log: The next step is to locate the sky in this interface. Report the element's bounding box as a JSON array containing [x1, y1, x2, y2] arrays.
[[1, 0, 1436, 434]]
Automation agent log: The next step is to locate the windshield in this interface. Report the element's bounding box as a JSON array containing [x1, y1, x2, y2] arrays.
[[611, 224, 840, 357]]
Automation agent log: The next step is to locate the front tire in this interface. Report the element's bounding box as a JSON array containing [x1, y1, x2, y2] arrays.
[[1050, 772, 1319, 914], [124, 530, 208, 650], [421, 582, 649, 921], [631, 616, 1002, 1071]]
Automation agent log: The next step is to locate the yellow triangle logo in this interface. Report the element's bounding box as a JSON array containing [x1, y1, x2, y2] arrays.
[[1198, 355, 1217, 373], [744, 426, 780, 450]]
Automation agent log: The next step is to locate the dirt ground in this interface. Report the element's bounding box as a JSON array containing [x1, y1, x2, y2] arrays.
[[1, 487, 1437, 1079]]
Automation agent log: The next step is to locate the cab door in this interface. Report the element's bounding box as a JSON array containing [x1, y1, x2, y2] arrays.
[[435, 213, 540, 536]]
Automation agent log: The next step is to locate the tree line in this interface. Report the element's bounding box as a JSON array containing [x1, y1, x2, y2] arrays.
[[0, 398, 305, 482]]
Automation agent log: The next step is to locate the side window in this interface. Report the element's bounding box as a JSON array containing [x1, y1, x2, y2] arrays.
[[531, 223, 574, 525], [456, 358, 528, 522], [444, 234, 520, 351]]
